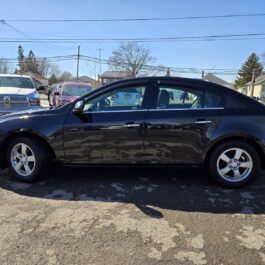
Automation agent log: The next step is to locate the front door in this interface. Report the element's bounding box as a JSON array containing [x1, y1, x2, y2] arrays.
[[63, 81, 151, 163]]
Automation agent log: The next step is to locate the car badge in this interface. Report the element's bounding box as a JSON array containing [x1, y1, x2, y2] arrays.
[[3, 96, 11, 108]]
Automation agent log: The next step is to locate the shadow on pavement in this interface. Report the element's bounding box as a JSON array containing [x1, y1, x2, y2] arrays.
[[0, 166, 265, 217]]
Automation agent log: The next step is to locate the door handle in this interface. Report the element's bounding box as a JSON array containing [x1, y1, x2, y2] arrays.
[[194, 120, 212, 125], [123, 122, 140, 128]]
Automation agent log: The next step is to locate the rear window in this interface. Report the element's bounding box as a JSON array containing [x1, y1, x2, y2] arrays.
[[0, 77, 35, 88], [63, 85, 93, 97]]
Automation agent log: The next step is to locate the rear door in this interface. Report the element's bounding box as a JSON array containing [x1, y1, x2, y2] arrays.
[[144, 80, 224, 164]]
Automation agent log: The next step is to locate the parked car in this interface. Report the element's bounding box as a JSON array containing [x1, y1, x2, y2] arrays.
[[0, 74, 44, 115], [0, 76, 265, 187], [49, 82, 93, 107]]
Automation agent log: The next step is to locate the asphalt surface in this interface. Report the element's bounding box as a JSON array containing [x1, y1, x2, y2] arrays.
[[0, 166, 265, 265], [40, 94, 50, 108]]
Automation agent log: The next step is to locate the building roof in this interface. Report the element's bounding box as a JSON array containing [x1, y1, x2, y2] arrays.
[[22, 71, 48, 86], [70, 75, 97, 83], [100, 71, 129, 78], [202, 73, 234, 89], [246, 74, 265, 85], [69, 76, 101, 87], [23, 71, 48, 81], [203, 73, 230, 85]]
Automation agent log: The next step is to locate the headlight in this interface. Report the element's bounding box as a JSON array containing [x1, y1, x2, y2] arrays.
[[29, 98, 40, 106]]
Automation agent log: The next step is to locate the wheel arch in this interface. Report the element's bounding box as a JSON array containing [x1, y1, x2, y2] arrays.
[[205, 136, 265, 169], [0, 130, 56, 169]]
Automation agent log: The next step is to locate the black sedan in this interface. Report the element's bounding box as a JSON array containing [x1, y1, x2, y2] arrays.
[[0, 77, 264, 187]]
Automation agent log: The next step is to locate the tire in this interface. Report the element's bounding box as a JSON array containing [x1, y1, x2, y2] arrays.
[[208, 141, 260, 188], [6, 137, 50, 182]]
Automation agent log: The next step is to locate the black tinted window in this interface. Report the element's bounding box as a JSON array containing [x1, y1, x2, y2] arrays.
[[156, 86, 203, 109], [204, 92, 224, 108]]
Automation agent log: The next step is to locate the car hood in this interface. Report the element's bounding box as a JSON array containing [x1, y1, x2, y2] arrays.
[[0, 107, 61, 122], [0, 87, 36, 96]]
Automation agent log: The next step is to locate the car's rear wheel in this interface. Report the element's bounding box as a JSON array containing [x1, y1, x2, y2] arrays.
[[208, 141, 260, 187], [6, 137, 50, 182]]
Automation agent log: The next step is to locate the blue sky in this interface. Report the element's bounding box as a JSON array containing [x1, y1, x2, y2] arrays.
[[0, 0, 265, 82]]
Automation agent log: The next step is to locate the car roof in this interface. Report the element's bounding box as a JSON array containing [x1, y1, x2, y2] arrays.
[[62, 82, 92, 86], [0, 74, 32, 78]]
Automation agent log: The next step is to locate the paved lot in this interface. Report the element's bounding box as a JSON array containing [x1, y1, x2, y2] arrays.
[[0, 166, 265, 265], [40, 94, 49, 108]]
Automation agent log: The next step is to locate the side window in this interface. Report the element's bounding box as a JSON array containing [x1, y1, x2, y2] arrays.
[[156, 86, 203, 109], [204, 92, 224, 108], [83, 86, 146, 112]]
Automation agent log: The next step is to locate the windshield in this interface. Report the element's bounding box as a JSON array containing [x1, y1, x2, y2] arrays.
[[0, 77, 35, 88], [63, 85, 92, 97]]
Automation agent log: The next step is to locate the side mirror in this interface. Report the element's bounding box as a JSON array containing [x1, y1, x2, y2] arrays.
[[73, 100, 84, 114], [37, 85, 46, 91]]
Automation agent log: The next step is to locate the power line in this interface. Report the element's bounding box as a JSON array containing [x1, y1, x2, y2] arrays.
[[78, 56, 238, 75], [3, 13, 265, 22], [1, 20, 54, 49], [0, 20, 77, 50], [0, 33, 265, 43], [0, 54, 239, 75], [0, 38, 264, 43]]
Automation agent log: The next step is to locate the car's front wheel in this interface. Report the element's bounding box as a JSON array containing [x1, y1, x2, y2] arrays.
[[6, 137, 50, 182], [208, 141, 260, 187]]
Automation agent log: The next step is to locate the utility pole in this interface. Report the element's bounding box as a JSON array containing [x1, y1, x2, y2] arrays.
[[76, 45, 80, 82], [97, 44, 102, 75], [250, 70, 256, 97], [201, 70, 205, 79]]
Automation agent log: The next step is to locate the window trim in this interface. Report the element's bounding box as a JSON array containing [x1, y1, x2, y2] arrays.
[[83, 109, 149, 114], [148, 107, 224, 111], [82, 107, 224, 114]]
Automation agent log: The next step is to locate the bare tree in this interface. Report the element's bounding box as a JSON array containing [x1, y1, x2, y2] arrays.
[[47, 63, 60, 78], [0, 59, 12, 74], [59, 71, 73, 82], [140, 64, 167, 76], [109, 42, 155, 77], [38, 58, 60, 78], [38, 58, 50, 77]]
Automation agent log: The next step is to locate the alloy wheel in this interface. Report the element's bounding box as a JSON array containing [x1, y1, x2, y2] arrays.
[[10, 143, 36, 177], [216, 147, 253, 182]]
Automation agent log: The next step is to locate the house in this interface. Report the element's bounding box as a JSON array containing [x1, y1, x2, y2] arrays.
[[202, 73, 234, 89], [23, 71, 48, 87], [99, 71, 129, 85], [70, 75, 101, 88], [240, 74, 265, 100]]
